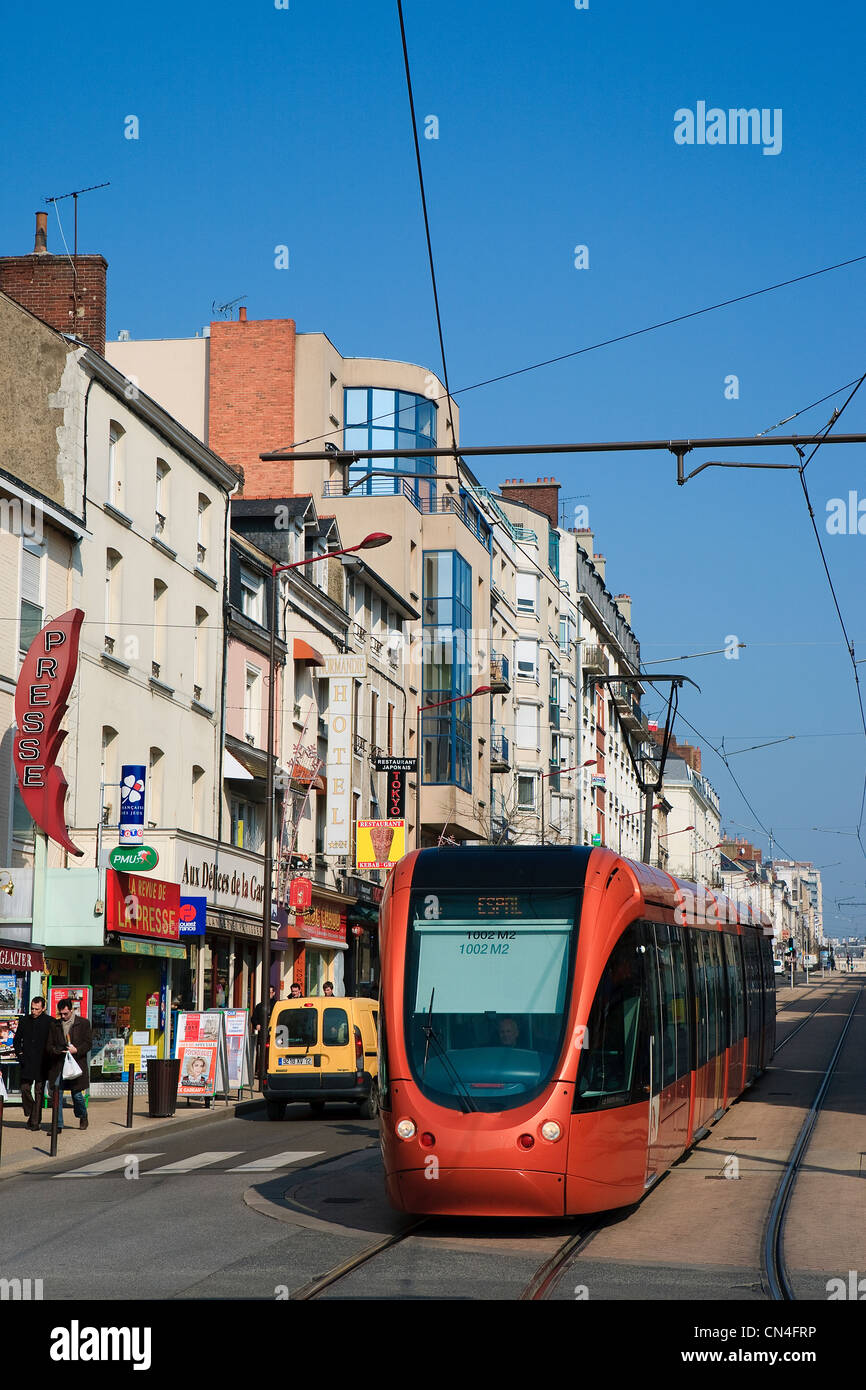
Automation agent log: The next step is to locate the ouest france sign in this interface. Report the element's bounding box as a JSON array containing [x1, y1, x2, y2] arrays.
[[13, 609, 85, 857]]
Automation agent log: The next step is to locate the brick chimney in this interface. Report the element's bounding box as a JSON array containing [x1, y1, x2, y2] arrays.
[[208, 313, 297, 497], [650, 730, 702, 773], [593, 553, 606, 581], [572, 526, 594, 558], [0, 212, 107, 354], [500, 476, 561, 528], [614, 593, 632, 625]]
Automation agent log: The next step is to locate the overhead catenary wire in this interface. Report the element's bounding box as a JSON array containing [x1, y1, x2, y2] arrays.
[[789, 370, 866, 857], [395, 0, 457, 457], [283, 252, 866, 453]]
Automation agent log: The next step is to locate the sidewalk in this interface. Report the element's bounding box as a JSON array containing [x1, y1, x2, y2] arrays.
[[0, 1089, 263, 1181]]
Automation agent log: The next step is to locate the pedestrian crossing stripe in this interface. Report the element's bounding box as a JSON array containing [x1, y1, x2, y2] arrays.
[[54, 1149, 324, 1177]]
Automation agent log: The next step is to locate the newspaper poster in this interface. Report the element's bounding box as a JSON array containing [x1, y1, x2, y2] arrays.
[[178, 1039, 218, 1097]]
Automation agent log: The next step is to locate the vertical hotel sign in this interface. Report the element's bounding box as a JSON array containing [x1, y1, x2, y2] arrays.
[[13, 609, 85, 857], [317, 655, 366, 855]]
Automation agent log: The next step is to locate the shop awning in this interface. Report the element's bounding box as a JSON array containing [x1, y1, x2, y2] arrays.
[[294, 638, 326, 664], [0, 941, 45, 972], [120, 940, 187, 959], [223, 748, 254, 780], [346, 903, 379, 927]]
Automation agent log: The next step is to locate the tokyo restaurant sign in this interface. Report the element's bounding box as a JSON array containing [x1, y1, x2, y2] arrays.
[[106, 870, 181, 941], [13, 609, 84, 857]]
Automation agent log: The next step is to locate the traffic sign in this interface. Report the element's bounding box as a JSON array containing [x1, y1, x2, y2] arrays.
[[108, 844, 159, 871]]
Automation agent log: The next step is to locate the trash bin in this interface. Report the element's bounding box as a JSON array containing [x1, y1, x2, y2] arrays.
[[146, 1058, 181, 1118]]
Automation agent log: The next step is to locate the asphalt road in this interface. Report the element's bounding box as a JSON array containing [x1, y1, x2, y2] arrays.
[[0, 1104, 383, 1301]]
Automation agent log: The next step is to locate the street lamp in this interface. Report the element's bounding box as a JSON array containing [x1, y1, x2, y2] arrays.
[[415, 686, 491, 851], [259, 532, 391, 1086], [543, 758, 597, 846]]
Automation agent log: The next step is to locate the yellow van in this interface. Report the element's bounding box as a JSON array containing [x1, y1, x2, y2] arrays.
[[264, 995, 379, 1120]]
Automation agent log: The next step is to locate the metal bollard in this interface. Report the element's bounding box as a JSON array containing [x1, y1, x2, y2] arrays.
[[126, 1065, 135, 1129], [49, 1085, 60, 1157]]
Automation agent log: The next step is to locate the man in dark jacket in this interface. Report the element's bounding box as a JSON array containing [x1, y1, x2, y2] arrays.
[[13, 996, 51, 1130], [47, 999, 93, 1130]]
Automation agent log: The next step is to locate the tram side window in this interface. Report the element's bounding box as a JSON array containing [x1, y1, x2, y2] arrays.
[[575, 926, 643, 1110], [744, 931, 761, 1043], [657, 923, 690, 1083], [691, 932, 709, 1070], [653, 924, 679, 1089], [708, 933, 726, 1054], [723, 933, 744, 1044], [668, 924, 691, 1078]]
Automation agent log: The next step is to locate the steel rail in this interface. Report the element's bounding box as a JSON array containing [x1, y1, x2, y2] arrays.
[[289, 1219, 427, 1300], [763, 985, 863, 1300]]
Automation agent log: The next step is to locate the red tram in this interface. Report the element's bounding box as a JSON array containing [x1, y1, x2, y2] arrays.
[[378, 846, 775, 1217]]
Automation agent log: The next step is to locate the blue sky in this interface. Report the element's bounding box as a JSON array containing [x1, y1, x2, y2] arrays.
[[4, 0, 866, 935]]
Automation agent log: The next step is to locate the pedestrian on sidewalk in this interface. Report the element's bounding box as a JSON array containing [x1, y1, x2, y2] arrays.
[[47, 999, 92, 1131], [13, 996, 51, 1130]]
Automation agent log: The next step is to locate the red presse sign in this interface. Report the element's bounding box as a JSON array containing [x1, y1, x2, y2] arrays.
[[106, 870, 181, 940], [13, 609, 84, 856]]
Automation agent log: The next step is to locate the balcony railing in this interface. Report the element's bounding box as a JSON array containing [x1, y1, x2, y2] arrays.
[[354, 733, 367, 757], [582, 645, 607, 676], [490, 726, 510, 770], [490, 651, 510, 692], [322, 479, 490, 547]]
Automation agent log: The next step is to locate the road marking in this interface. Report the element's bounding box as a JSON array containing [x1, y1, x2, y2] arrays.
[[147, 1151, 243, 1173], [54, 1154, 165, 1178], [227, 1150, 323, 1172]]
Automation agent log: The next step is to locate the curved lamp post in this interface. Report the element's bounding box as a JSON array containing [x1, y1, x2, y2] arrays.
[[259, 533, 391, 1085]]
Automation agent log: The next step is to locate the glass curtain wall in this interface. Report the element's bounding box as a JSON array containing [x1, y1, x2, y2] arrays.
[[422, 551, 472, 792], [344, 388, 437, 502]]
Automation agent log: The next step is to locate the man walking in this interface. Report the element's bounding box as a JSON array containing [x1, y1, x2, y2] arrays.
[[13, 996, 51, 1130], [48, 998, 93, 1130]]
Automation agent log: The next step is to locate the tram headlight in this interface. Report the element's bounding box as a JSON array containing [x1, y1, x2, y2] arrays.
[[396, 1118, 417, 1140], [540, 1121, 562, 1143]]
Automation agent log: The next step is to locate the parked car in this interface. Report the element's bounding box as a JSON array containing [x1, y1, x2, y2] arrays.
[[773, 959, 784, 975]]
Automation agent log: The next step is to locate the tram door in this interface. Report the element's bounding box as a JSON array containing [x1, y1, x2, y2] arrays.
[[644, 923, 691, 1184], [692, 931, 726, 1130]]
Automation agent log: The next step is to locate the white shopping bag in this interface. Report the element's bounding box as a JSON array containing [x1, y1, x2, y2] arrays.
[[62, 1051, 82, 1081]]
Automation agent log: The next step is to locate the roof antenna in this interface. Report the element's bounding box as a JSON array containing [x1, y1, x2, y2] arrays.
[[44, 182, 110, 256]]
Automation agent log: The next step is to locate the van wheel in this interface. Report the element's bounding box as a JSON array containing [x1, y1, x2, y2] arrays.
[[266, 1100, 286, 1121], [309, 1100, 325, 1116], [358, 1083, 379, 1120]]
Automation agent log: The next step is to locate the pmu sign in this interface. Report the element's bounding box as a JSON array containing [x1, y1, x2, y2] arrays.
[[13, 609, 84, 857]]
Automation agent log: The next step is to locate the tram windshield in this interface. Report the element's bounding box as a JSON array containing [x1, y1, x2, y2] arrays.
[[404, 888, 579, 1112]]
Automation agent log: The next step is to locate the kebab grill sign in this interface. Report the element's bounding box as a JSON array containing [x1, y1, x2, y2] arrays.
[[13, 609, 85, 856]]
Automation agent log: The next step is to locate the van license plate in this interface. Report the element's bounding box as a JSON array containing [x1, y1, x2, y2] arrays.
[[279, 1056, 314, 1066]]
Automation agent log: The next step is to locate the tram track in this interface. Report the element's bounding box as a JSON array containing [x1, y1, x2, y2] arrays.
[[774, 981, 848, 1052], [289, 1212, 611, 1301], [287, 981, 858, 1302], [762, 983, 863, 1300]]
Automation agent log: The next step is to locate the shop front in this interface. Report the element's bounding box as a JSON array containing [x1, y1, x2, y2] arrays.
[[0, 940, 46, 1101], [292, 893, 349, 995], [174, 835, 287, 1009]]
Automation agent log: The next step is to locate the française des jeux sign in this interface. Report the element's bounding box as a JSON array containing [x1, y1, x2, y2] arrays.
[[13, 609, 84, 856]]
